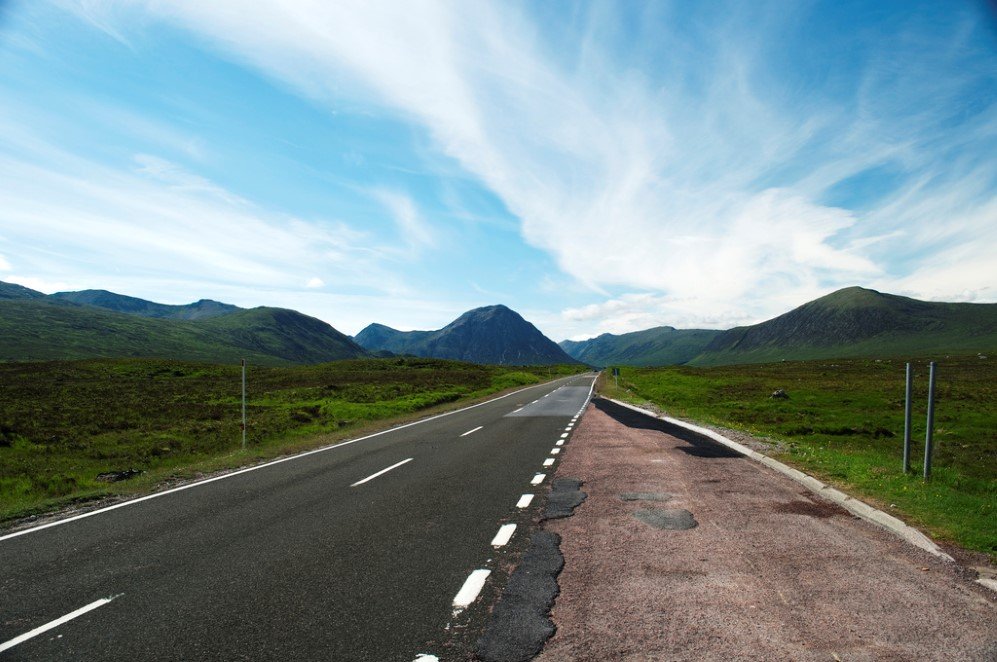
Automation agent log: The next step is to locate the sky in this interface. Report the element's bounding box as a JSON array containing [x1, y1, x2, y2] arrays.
[[0, 1, 995, 341]]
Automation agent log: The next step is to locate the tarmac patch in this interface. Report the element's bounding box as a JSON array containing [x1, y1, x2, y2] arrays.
[[620, 492, 672, 502], [634, 508, 698, 530], [544, 478, 587, 520], [475, 531, 564, 662]]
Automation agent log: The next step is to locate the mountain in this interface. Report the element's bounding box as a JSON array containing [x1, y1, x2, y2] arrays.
[[353, 323, 432, 356], [50, 289, 239, 320], [355, 305, 580, 365], [689, 286, 997, 366], [559, 326, 722, 367], [0, 281, 368, 365], [0, 281, 46, 300]]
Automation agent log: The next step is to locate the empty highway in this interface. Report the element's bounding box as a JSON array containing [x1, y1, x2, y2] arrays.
[[0, 373, 596, 661]]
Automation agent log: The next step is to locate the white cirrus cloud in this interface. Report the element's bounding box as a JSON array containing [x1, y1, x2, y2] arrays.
[[56, 1, 997, 332]]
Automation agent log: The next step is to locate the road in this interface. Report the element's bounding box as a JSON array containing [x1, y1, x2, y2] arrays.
[[536, 398, 996, 661], [0, 373, 596, 661]]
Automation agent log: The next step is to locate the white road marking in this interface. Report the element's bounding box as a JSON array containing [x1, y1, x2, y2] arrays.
[[543, 458, 555, 467], [413, 655, 439, 662], [565, 426, 573, 431], [512, 407, 524, 414], [350, 458, 413, 487], [491, 523, 517, 547], [551, 448, 560, 455], [0, 595, 121, 654], [555, 440, 564, 446], [453, 569, 491, 610], [560, 433, 569, 438], [531, 473, 546, 485], [460, 426, 483, 437], [516, 494, 534, 508], [0, 377, 570, 544]]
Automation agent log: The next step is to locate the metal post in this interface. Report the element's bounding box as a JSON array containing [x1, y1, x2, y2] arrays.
[[902, 363, 912, 473], [923, 362, 936, 480], [241, 359, 247, 450]]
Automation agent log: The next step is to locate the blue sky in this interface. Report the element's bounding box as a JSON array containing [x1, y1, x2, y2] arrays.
[[1, 1, 995, 340]]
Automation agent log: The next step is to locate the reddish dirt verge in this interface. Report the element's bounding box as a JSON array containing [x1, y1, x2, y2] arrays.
[[537, 398, 996, 661]]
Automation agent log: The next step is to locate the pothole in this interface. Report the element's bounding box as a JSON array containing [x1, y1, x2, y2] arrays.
[[633, 508, 698, 530]]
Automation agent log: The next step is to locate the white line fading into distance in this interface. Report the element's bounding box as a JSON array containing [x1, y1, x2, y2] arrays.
[[0, 377, 581, 544], [460, 426, 483, 437], [0, 595, 121, 654], [350, 458, 413, 487]]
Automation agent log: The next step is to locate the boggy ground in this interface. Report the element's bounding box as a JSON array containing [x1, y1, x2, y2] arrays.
[[537, 398, 996, 661]]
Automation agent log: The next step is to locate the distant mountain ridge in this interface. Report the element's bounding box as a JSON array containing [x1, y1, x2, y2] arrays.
[[355, 305, 579, 365], [689, 286, 997, 366], [50, 289, 239, 320], [0, 281, 367, 365], [559, 326, 722, 368], [558, 286, 997, 367]]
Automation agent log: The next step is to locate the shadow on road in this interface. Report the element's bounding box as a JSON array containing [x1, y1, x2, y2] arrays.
[[592, 398, 744, 459]]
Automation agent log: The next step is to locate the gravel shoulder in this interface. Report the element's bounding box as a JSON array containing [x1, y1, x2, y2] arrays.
[[537, 397, 996, 661]]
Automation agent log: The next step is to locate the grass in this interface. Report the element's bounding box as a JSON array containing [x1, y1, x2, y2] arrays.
[[600, 355, 996, 559], [0, 357, 586, 524]]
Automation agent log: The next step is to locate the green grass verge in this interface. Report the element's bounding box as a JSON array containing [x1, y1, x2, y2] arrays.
[[600, 355, 996, 560], [0, 357, 586, 524]]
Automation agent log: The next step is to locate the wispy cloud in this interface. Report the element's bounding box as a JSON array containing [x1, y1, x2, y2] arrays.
[[21, 1, 997, 339]]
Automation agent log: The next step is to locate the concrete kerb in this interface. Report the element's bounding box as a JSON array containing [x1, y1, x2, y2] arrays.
[[604, 397, 958, 565]]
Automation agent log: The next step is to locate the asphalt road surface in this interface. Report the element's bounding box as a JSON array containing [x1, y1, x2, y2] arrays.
[[0, 374, 596, 661]]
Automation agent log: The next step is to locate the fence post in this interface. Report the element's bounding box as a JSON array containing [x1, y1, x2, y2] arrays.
[[241, 359, 247, 450], [903, 362, 912, 473], [923, 362, 937, 480]]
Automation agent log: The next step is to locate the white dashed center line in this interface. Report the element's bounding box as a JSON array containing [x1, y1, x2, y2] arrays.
[[350, 458, 413, 487], [531, 473, 546, 485], [516, 494, 534, 508], [0, 595, 121, 654], [460, 426, 483, 437], [453, 569, 491, 612], [491, 524, 517, 547]]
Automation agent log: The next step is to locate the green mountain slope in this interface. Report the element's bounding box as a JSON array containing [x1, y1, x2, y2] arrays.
[[0, 282, 46, 300], [690, 286, 997, 366], [50, 289, 239, 320], [0, 296, 367, 365], [559, 326, 722, 367], [355, 305, 580, 365]]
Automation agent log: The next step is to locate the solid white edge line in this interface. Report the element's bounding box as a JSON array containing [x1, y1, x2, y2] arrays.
[[543, 458, 555, 467], [516, 494, 534, 508], [0, 377, 575, 544], [0, 595, 120, 653], [460, 425, 484, 437], [491, 523, 517, 547], [453, 569, 491, 609], [531, 473, 546, 485], [351, 458, 413, 487]]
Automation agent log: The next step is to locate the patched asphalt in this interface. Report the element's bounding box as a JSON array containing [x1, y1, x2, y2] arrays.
[[543, 478, 587, 520]]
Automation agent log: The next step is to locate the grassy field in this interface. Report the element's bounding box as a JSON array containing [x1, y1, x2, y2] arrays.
[[0, 357, 585, 524], [601, 355, 995, 559]]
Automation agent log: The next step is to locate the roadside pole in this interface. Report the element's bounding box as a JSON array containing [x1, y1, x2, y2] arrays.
[[902, 363, 912, 473], [923, 362, 936, 480], [241, 359, 247, 450]]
